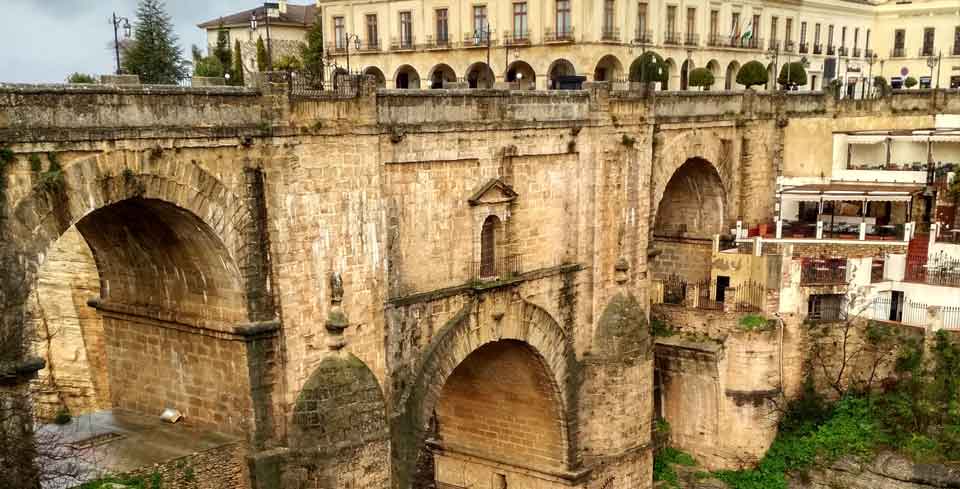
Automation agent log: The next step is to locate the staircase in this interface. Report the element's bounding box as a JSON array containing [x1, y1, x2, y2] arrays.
[[905, 232, 930, 282]]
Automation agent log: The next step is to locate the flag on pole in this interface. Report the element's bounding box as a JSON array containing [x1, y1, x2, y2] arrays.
[[741, 20, 753, 41]]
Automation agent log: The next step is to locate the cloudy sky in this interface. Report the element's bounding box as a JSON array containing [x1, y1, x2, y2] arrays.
[[1, 0, 248, 83]]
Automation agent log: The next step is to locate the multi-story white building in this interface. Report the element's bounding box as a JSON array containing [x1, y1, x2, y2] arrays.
[[201, 0, 960, 91]]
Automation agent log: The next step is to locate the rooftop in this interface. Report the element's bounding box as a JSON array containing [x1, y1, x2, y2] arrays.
[[198, 3, 316, 29]]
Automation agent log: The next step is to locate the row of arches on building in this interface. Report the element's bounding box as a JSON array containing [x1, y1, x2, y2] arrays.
[[358, 53, 805, 91]]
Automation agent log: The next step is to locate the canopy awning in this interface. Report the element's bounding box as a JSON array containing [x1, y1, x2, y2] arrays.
[[847, 135, 889, 145], [778, 183, 924, 202]]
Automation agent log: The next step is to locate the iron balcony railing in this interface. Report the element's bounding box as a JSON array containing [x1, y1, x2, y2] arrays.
[[503, 30, 531, 46], [799, 42, 809, 53], [838, 46, 848, 56], [890, 47, 905, 58], [326, 42, 347, 54], [357, 39, 380, 52], [707, 33, 724, 47], [462, 31, 497, 47], [865, 48, 874, 58], [391, 36, 416, 50], [827, 44, 836, 55], [743, 37, 763, 49], [544, 27, 575, 42], [783, 40, 796, 53], [853, 47, 861, 57], [663, 31, 682, 45], [657, 275, 766, 312], [602, 28, 620, 42], [634, 29, 654, 44], [769, 38, 780, 50], [473, 254, 522, 283], [424, 35, 452, 49], [684, 33, 698, 46], [919, 46, 935, 57], [800, 257, 848, 285], [813, 43, 823, 54], [905, 257, 960, 288]]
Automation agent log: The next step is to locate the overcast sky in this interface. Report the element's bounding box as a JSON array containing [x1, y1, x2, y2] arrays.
[[0, 0, 247, 83]]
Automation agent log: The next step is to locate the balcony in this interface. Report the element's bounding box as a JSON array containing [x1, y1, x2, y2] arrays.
[[919, 46, 935, 57], [326, 42, 347, 54], [953, 45, 960, 56], [472, 254, 522, 284], [838, 46, 848, 57], [391, 36, 416, 51], [769, 38, 780, 50], [602, 28, 620, 42], [503, 30, 531, 46], [684, 33, 698, 46], [799, 42, 809, 53], [905, 256, 960, 288], [463, 31, 498, 48], [664, 31, 682, 45], [890, 47, 905, 58], [865, 48, 874, 58], [853, 47, 861, 57], [707, 33, 724, 47], [827, 44, 836, 55], [800, 258, 848, 286], [634, 29, 654, 44], [783, 40, 796, 53], [813, 43, 823, 54], [424, 35, 452, 49], [744, 37, 763, 49], [544, 27, 575, 43], [357, 39, 381, 52]]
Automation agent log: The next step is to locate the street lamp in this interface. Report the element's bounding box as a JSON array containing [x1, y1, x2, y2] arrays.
[[111, 13, 131, 75], [685, 48, 692, 90], [766, 44, 780, 91], [865, 53, 878, 98], [926, 52, 941, 88], [251, 3, 279, 71], [342, 33, 361, 73], [474, 22, 493, 72]]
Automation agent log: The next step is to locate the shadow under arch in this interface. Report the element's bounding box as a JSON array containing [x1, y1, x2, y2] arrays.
[[392, 297, 580, 489]]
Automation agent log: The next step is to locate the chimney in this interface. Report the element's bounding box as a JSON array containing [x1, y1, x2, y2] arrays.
[[279, 0, 287, 14]]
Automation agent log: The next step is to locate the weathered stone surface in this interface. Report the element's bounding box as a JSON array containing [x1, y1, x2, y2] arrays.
[[790, 452, 960, 489]]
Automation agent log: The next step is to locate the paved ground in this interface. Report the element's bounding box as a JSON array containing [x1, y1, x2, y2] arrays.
[[38, 409, 240, 489]]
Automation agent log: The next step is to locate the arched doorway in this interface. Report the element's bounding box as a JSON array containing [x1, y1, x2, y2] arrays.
[[465, 62, 495, 88], [506, 60, 536, 89], [680, 59, 694, 90], [664, 58, 677, 90], [363, 66, 386, 88], [651, 158, 727, 281], [395, 64, 421, 89], [725, 61, 740, 90], [594, 54, 624, 82], [547, 58, 577, 89], [428, 63, 457, 89], [435, 340, 568, 485], [707, 59, 721, 86]]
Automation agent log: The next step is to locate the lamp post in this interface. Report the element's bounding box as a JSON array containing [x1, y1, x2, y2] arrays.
[[251, 3, 279, 71], [474, 22, 493, 72], [685, 48, 692, 90], [766, 44, 780, 91], [926, 52, 941, 88], [111, 13, 131, 75], [343, 33, 361, 73], [865, 53, 878, 98]]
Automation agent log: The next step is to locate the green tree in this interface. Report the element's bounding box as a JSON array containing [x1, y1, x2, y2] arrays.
[[213, 25, 232, 71], [688, 67, 715, 90], [629, 51, 669, 85], [256, 36, 268, 71], [301, 18, 325, 82], [232, 40, 245, 86], [777, 62, 808, 89], [904, 76, 918, 88], [274, 54, 303, 72], [66, 73, 97, 84], [122, 0, 187, 84], [736, 60, 768, 89], [193, 55, 224, 77]]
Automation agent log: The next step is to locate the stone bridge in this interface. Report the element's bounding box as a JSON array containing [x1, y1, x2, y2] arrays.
[[0, 80, 956, 489]]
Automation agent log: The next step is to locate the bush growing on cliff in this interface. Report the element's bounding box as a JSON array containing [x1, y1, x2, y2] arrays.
[[66, 73, 97, 84]]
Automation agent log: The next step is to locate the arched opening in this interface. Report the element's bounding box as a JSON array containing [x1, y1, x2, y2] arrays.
[[664, 58, 677, 90], [628, 51, 668, 87], [465, 62, 495, 88], [428, 63, 457, 89], [651, 158, 726, 281], [766, 62, 776, 90], [29, 197, 248, 431], [725, 60, 740, 90], [395, 64, 421, 89], [434, 340, 567, 483], [680, 59, 694, 90], [506, 60, 536, 89], [480, 215, 502, 278], [547, 58, 577, 89], [594, 54, 624, 82], [707, 59, 721, 83], [363, 66, 386, 88]]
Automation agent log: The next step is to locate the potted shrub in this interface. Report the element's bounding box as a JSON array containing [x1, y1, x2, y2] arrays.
[[688, 67, 715, 91], [904, 76, 918, 89], [777, 62, 808, 90], [736, 61, 768, 89]]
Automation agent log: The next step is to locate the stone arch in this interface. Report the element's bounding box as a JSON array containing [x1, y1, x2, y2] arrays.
[[725, 60, 741, 90], [664, 58, 677, 90], [707, 59, 721, 80], [547, 58, 577, 89], [428, 63, 457, 89], [4, 153, 254, 431], [465, 62, 495, 88], [654, 157, 727, 238], [594, 54, 624, 82], [506, 60, 536, 89], [363, 66, 387, 88], [394, 64, 421, 89], [680, 59, 695, 90], [393, 296, 578, 489], [283, 353, 390, 488]]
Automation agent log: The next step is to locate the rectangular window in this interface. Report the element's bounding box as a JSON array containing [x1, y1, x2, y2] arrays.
[[841, 26, 847, 46], [814, 23, 821, 44], [667, 5, 677, 37], [513, 2, 528, 38], [770, 16, 778, 41], [894, 28, 905, 48], [752, 13, 760, 37], [709, 9, 719, 40], [922, 27, 935, 55], [366, 14, 378, 48], [399, 11, 412, 48], [436, 9, 449, 43], [334, 16, 345, 50], [686, 7, 696, 40], [800, 21, 807, 44], [604, 0, 615, 36], [866, 28, 871, 49], [731, 12, 740, 37], [557, 0, 572, 35], [853, 27, 859, 48], [785, 18, 793, 43], [808, 294, 844, 322], [638, 2, 648, 38], [954, 26, 960, 54], [474, 5, 488, 40]]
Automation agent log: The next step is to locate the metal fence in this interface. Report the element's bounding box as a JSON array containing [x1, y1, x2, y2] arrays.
[[944, 306, 960, 330], [800, 258, 848, 285], [288, 70, 365, 98], [657, 275, 765, 312], [868, 296, 929, 327], [905, 256, 960, 288], [472, 254, 522, 283]]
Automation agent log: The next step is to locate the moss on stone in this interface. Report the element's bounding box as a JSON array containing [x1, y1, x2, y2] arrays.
[[595, 292, 650, 358]]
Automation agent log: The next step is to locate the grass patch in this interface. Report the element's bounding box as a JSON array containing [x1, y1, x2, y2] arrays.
[[654, 447, 697, 488], [739, 314, 772, 332], [77, 472, 162, 489], [652, 319, 678, 337]]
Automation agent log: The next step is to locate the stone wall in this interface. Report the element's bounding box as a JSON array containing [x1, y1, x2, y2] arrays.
[[123, 440, 250, 489], [650, 238, 714, 282]]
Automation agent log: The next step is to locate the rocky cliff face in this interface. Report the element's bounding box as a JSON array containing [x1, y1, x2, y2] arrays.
[[790, 452, 960, 489]]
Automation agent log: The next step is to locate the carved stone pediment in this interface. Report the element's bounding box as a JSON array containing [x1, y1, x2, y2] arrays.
[[467, 178, 518, 206]]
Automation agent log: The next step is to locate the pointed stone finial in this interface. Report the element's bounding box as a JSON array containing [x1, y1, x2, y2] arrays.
[[326, 272, 348, 351], [615, 257, 630, 285]]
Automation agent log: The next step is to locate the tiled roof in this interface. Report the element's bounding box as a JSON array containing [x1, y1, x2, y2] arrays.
[[198, 4, 317, 29]]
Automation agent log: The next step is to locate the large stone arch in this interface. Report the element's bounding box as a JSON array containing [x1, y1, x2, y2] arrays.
[[2, 152, 256, 433], [653, 158, 727, 239], [393, 294, 579, 489], [651, 133, 735, 228]]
